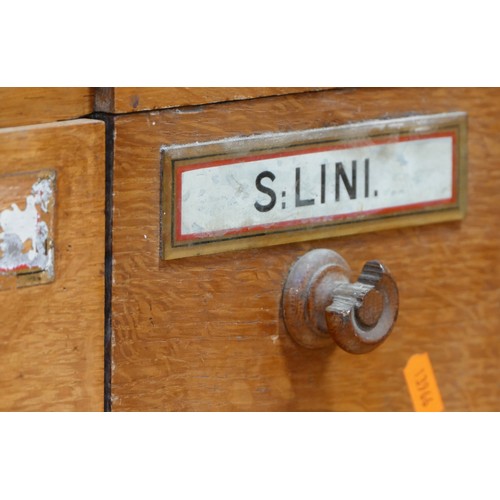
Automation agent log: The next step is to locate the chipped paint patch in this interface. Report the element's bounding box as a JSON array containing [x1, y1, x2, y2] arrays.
[[0, 170, 56, 289]]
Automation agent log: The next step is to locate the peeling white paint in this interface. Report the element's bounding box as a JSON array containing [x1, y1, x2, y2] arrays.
[[0, 175, 55, 276]]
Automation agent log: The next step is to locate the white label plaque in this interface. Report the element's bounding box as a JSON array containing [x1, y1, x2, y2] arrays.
[[0, 170, 56, 288], [162, 113, 466, 260]]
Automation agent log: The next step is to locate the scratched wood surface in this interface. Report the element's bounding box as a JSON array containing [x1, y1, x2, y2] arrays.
[[0, 119, 105, 411], [110, 88, 500, 411], [94, 87, 329, 113], [0, 88, 94, 128]]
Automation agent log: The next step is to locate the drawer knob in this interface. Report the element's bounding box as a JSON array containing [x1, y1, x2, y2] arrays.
[[282, 249, 398, 351]]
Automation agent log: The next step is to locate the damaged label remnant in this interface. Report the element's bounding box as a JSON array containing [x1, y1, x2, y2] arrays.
[[0, 170, 56, 289]]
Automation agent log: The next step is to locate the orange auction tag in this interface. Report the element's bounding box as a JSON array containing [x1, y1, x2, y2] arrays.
[[404, 352, 444, 412]]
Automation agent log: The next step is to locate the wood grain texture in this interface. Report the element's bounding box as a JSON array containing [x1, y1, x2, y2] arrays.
[[0, 119, 105, 411], [94, 87, 329, 113], [110, 88, 500, 411], [0, 88, 94, 128]]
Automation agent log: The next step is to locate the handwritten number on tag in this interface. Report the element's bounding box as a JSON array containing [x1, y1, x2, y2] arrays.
[[404, 353, 444, 412]]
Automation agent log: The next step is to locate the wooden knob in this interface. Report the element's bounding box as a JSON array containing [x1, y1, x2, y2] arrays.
[[282, 249, 399, 351]]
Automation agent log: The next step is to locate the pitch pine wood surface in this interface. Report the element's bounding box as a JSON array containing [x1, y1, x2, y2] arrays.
[[110, 88, 500, 411], [0, 119, 105, 411], [0, 88, 94, 128], [94, 87, 329, 113]]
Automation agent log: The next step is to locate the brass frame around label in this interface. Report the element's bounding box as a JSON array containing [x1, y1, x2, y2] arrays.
[[161, 112, 467, 260]]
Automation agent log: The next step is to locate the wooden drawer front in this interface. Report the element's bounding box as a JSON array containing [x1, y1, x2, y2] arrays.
[[110, 88, 500, 411], [0, 88, 94, 128], [94, 87, 329, 114], [0, 119, 105, 411]]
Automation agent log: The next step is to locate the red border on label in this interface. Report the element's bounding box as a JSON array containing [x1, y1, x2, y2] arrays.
[[173, 131, 458, 244]]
